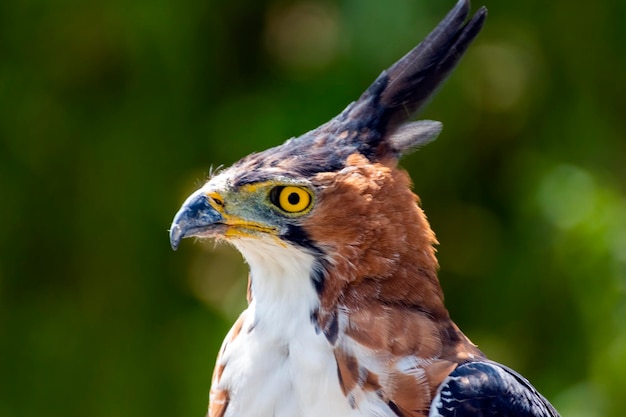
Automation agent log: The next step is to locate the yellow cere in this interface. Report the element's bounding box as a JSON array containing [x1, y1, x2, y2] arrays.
[[223, 220, 286, 247], [278, 186, 311, 213], [222, 214, 280, 235]]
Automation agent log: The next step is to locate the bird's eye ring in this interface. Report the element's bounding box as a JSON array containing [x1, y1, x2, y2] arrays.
[[270, 186, 312, 214]]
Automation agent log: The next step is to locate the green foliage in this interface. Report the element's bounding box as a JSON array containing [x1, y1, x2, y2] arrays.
[[1, 0, 625, 416]]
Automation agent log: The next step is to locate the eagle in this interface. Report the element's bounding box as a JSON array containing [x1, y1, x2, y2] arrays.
[[169, 1, 562, 416]]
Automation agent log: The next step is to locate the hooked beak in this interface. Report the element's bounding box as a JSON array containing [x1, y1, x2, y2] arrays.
[[169, 190, 225, 250]]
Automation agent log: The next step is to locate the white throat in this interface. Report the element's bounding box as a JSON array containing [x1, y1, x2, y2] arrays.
[[233, 238, 320, 312], [213, 238, 361, 417]]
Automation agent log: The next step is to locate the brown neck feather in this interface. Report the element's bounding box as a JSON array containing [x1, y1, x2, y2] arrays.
[[306, 153, 483, 400], [306, 153, 445, 316]]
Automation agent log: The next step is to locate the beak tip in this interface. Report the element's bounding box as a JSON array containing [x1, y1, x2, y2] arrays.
[[169, 224, 183, 251], [169, 190, 224, 251]]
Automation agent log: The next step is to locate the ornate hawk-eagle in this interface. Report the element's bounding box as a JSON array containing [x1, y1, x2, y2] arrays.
[[169, 1, 561, 416]]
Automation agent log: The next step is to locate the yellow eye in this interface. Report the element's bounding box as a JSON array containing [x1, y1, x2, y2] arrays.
[[272, 186, 312, 213]]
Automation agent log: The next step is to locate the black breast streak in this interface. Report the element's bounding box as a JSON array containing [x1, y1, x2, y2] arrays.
[[387, 400, 405, 417], [323, 309, 339, 345], [310, 309, 321, 335], [310, 258, 330, 295], [310, 266, 325, 295]]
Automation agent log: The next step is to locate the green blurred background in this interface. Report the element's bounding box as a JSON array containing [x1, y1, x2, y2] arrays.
[[1, 0, 625, 416]]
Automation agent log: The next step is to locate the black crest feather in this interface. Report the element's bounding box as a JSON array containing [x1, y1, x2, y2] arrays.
[[232, 0, 486, 183]]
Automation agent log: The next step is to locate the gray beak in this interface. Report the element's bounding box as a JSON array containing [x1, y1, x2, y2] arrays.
[[169, 190, 224, 250]]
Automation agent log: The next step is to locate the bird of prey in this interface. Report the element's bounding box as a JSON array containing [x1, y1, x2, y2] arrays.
[[169, 1, 562, 416]]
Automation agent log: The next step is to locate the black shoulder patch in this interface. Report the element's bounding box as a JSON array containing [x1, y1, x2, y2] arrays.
[[430, 361, 561, 417]]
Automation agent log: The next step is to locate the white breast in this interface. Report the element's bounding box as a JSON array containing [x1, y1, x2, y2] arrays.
[[212, 239, 387, 417]]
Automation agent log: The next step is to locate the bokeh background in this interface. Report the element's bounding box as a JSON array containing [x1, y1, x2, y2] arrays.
[[1, 0, 625, 416]]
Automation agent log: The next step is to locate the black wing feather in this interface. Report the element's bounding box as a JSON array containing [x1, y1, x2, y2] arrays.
[[430, 361, 561, 417]]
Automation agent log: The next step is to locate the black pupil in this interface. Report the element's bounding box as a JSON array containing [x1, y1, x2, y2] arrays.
[[287, 192, 300, 205]]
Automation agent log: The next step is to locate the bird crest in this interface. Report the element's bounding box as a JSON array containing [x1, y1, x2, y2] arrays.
[[218, 0, 486, 189]]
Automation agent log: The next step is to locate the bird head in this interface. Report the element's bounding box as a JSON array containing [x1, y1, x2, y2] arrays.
[[170, 0, 486, 313]]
